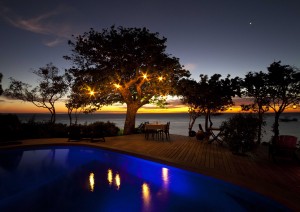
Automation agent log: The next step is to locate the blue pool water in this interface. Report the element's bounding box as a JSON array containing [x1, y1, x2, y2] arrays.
[[0, 146, 288, 211]]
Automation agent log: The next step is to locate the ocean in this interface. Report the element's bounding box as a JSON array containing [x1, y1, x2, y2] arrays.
[[13, 112, 300, 143]]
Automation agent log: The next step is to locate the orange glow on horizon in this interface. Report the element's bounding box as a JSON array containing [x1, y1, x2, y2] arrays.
[[1, 97, 300, 114]]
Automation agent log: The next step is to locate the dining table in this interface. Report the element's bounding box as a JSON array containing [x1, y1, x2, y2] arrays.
[[144, 123, 167, 140]]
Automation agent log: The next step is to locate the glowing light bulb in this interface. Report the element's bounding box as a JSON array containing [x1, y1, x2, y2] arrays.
[[114, 84, 121, 89], [89, 90, 95, 96]]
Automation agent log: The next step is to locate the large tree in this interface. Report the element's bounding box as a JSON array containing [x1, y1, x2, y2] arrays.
[[242, 71, 269, 144], [4, 63, 68, 123], [64, 26, 190, 134], [178, 74, 241, 134], [266, 61, 300, 139]]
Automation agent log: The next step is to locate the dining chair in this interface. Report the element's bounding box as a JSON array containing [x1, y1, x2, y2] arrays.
[[161, 122, 170, 140]]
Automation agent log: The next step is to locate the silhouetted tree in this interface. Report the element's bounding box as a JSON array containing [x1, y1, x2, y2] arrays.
[[177, 79, 203, 133], [179, 74, 241, 134], [64, 26, 190, 134], [242, 71, 269, 144], [4, 63, 69, 124], [266, 61, 300, 140], [0, 73, 3, 95], [64, 72, 98, 125]]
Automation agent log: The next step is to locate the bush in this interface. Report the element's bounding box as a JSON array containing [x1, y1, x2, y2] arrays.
[[0, 113, 120, 141], [0, 114, 21, 142], [20, 121, 69, 139], [220, 113, 259, 154], [88, 121, 120, 137], [68, 121, 120, 139]]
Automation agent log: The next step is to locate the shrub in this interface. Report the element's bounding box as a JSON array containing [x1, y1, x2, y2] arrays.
[[88, 121, 120, 137], [220, 113, 259, 154], [0, 113, 120, 140], [68, 121, 120, 139], [20, 122, 68, 139], [0, 114, 21, 142]]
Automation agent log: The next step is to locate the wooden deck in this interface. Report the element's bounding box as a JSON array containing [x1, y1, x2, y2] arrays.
[[1, 134, 300, 210]]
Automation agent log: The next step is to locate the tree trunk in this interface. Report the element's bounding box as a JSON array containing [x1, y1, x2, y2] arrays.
[[123, 103, 139, 135], [188, 116, 197, 132], [257, 110, 263, 144], [49, 107, 56, 124], [204, 110, 211, 132], [67, 107, 73, 126], [272, 112, 281, 143]]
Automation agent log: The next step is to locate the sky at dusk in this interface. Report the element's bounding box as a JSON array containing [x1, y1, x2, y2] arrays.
[[0, 0, 300, 113]]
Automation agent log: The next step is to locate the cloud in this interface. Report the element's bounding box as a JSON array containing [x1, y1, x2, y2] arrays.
[[166, 98, 185, 108], [184, 63, 196, 71], [0, 4, 72, 46], [44, 37, 65, 47]]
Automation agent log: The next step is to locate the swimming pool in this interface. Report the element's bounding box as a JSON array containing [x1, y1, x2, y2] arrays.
[[0, 145, 288, 211]]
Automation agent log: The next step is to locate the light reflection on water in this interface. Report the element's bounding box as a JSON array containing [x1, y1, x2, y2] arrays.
[[115, 173, 121, 190], [89, 173, 95, 192], [0, 146, 289, 211], [142, 182, 151, 210], [107, 169, 113, 186]]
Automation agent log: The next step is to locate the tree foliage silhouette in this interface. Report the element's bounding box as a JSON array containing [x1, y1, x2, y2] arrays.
[[178, 74, 241, 134], [64, 26, 190, 134], [242, 71, 269, 144], [4, 63, 68, 124], [265, 61, 300, 139]]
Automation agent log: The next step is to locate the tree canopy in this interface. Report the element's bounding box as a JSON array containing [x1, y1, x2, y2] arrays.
[[178, 74, 241, 133], [241, 61, 300, 141], [65, 26, 190, 134], [242, 71, 269, 144], [4, 63, 68, 123], [265, 61, 300, 138]]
